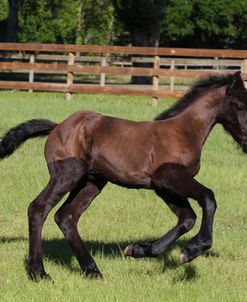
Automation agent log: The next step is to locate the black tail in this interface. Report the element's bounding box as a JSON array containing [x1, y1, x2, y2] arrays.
[[0, 119, 57, 159]]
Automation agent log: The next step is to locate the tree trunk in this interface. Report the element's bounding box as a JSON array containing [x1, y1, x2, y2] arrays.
[[113, 0, 167, 84], [131, 22, 161, 84], [132, 22, 161, 48], [0, 19, 7, 42], [76, 0, 84, 45], [107, 13, 114, 45], [4, 0, 24, 42]]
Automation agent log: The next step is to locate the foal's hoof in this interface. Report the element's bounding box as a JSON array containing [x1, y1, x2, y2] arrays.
[[85, 271, 103, 279], [29, 271, 53, 282], [123, 244, 134, 257], [179, 253, 189, 264], [87, 272, 103, 279], [85, 267, 103, 279]]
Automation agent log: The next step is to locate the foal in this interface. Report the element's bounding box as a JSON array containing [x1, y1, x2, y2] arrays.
[[0, 71, 247, 280]]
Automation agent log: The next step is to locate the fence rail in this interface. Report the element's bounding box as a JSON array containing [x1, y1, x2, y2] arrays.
[[1, 43, 247, 57], [1, 43, 247, 104]]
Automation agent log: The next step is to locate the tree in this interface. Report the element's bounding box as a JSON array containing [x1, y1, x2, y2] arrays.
[[113, 0, 167, 84], [0, 0, 8, 20], [5, 0, 24, 42], [160, 0, 247, 49], [18, 0, 116, 45], [0, 0, 24, 42], [0, 0, 8, 42], [113, 0, 167, 47], [19, 0, 78, 43], [82, 0, 116, 45]]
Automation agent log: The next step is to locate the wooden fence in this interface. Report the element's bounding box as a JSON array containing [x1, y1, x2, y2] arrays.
[[1, 43, 247, 104]]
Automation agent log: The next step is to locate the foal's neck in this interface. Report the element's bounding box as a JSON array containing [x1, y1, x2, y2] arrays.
[[178, 85, 227, 144]]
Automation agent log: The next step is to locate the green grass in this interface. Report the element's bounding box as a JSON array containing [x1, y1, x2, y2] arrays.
[[0, 91, 247, 302]]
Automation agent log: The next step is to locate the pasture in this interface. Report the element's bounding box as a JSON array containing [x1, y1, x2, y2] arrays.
[[0, 91, 246, 302]]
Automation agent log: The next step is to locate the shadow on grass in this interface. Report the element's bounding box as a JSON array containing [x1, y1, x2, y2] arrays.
[[172, 264, 199, 283], [0, 235, 220, 279]]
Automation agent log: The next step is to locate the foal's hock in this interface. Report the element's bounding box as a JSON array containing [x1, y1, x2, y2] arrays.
[[1, 71, 247, 280]]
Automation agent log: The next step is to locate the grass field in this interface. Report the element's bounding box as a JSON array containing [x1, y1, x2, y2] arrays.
[[0, 91, 246, 302]]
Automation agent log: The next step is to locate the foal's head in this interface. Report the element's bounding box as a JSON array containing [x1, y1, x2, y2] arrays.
[[219, 71, 247, 153]]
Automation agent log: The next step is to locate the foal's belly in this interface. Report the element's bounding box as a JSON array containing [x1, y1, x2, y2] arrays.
[[89, 158, 153, 189], [100, 172, 152, 189]]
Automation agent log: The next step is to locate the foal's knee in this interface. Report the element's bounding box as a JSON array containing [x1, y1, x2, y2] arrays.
[[179, 210, 197, 234], [201, 189, 217, 215], [182, 212, 197, 233]]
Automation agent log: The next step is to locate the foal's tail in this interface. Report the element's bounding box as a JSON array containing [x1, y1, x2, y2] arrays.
[[0, 119, 57, 159]]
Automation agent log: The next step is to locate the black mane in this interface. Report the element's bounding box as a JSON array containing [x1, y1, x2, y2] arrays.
[[154, 73, 233, 120]]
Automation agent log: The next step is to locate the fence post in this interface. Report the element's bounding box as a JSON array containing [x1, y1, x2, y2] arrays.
[[152, 55, 160, 106], [29, 54, 35, 92], [100, 55, 107, 87], [170, 58, 175, 91], [66, 52, 75, 101], [242, 59, 247, 88]]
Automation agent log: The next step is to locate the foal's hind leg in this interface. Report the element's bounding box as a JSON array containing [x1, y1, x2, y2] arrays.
[[28, 158, 87, 281], [54, 178, 106, 278], [124, 191, 196, 258]]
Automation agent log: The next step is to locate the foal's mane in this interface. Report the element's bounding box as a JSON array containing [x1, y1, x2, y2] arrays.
[[154, 73, 233, 120]]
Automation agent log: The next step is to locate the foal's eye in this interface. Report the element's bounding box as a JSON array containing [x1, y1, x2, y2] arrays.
[[238, 107, 244, 111], [235, 103, 245, 111]]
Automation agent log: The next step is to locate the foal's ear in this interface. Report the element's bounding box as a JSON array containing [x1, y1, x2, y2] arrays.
[[233, 71, 243, 83], [227, 71, 245, 92]]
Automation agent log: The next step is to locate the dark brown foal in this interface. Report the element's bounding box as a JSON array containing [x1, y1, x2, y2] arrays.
[[1, 71, 247, 280]]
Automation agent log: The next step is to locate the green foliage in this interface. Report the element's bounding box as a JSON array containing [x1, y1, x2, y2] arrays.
[[0, 0, 8, 20], [18, 0, 117, 44], [113, 0, 167, 46], [113, 0, 166, 30], [19, 0, 78, 43], [162, 0, 194, 39], [3, 0, 247, 48], [83, 0, 115, 45], [161, 0, 247, 48]]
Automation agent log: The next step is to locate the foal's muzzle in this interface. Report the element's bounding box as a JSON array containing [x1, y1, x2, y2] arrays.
[[241, 142, 247, 153]]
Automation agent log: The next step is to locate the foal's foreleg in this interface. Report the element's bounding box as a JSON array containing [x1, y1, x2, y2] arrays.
[[54, 179, 106, 278], [154, 163, 217, 263], [125, 163, 217, 264], [124, 192, 196, 258]]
